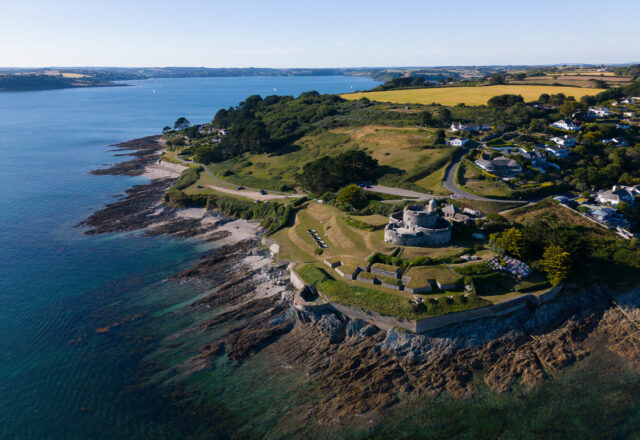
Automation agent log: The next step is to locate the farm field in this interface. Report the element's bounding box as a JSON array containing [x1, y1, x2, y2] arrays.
[[341, 85, 606, 106]]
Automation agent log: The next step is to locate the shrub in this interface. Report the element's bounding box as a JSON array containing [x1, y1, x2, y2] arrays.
[[174, 166, 202, 190]]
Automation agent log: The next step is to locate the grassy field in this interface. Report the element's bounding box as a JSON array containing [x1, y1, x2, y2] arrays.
[[503, 198, 611, 237], [270, 202, 396, 263], [205, 125, 457, 194], [457, 159, 514, 198], [341, 85, 606, 106], [414, 163, 452, 196], [405, 265, 461, 289], [451, 198, 526, 215]]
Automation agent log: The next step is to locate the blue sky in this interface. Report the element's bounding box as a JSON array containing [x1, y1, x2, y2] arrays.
[[1, 0, 639, 67]]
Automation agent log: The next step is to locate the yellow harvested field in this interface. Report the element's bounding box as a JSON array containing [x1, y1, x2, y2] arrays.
[[341, 85, 606, 106]]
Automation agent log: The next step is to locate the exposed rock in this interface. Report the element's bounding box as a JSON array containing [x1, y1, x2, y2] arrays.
[[317, 314, 345, 343], [87, 134, 640, 429]]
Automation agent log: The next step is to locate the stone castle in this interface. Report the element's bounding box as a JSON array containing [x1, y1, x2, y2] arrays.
[[383, 200, 452, 246]]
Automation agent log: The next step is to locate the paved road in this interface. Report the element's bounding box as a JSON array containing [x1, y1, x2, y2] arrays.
[[366, 184, 438, 200], [171, 149, 525, 206], [442, 156, 523, 203]]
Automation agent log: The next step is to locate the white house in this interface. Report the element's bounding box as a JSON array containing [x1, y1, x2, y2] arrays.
[[588, 106, 612, 118], [450, 122, 469, 132], [474, 156, 521, 175], [551, 119, 580, 131], [596, 186, 635, 207], [601, 137, 629, 146], [624, 111, 636, 118], [450, 122, 491, 132], [545, 145, 570, 158], [446, 138, 469, 147], [550, 135, 576, 147]]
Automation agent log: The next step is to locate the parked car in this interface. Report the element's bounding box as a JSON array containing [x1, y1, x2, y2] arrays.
[[196, 185, 203, 189], [259, 189, 267, 195], [237, 186, 245, 190]]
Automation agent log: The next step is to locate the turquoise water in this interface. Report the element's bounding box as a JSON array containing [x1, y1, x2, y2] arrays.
[[0, 76, 377, 439]]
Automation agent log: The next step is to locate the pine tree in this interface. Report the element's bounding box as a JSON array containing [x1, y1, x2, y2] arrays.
[[539, 245, 571, 285], [490, 227, 526, 259]]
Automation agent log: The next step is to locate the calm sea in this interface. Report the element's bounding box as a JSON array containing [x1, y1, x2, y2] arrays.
[[0, 76, 377, 439]]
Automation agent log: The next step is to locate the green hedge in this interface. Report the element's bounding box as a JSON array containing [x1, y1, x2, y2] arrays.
[[343, 215, 377, 231]]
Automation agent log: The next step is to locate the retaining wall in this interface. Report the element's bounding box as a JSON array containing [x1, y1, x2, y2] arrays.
[[289, 266, 563, 334]]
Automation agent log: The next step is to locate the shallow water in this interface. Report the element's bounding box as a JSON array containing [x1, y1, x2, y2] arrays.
[[0, 75, 377, 439]]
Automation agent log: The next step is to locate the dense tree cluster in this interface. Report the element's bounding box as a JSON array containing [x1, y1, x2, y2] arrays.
[[297, 150, 378, 194], [192, 92, 368, 162]]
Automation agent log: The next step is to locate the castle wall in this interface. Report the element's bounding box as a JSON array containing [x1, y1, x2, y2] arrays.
[[384, 225, 451, 246]]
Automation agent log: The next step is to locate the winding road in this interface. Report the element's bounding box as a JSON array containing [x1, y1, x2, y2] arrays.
[[169, 147, 525, 206], [442, 154, 524, 203]]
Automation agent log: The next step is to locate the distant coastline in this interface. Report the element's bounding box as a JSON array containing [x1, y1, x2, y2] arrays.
[[0, 67, 381, 92]]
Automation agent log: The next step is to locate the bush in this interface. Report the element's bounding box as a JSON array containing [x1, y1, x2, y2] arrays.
[[455, 262, 494, 276], [343, 215, 377, 231], [174, 166, 202, 190]]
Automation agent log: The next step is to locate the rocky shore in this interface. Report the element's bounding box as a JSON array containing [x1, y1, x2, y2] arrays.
[[84, 135, 640, 431]]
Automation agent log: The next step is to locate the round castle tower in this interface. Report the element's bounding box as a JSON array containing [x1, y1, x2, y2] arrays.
[[384, 200, 451, 246]]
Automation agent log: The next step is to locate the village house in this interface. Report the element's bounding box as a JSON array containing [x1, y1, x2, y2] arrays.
[[624, 111, 636, 118], [474, 156, 521, 175], [514, 148, 544, 162], [551, 119, 580, 131], [550, 135, 576, 147], [596, 186, 635, 207], [589, 207, 630, 229], [601, 137, 629, 146], [450, 122, 491, 133], [590, 207, 618, 223], [446, 138, 469, 147], [545, 145, 570, 158], [588, 106, 612, 118]]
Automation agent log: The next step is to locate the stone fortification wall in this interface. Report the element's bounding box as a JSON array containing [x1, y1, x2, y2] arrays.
[[404, 209, 437, 228], [384, 224, 451, 246], [290, 266, 563, 334]]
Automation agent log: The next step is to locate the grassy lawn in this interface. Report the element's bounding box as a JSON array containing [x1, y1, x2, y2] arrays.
[[415, 163, 452, 195], [271, 203, 395, 263], [451, 198, 526, 215], [405, 265, 461, 289], [341, 85, 606, 106], [349, 213, 389, 227], [503, 198, 610, 237], [458, 159, 514, 198]]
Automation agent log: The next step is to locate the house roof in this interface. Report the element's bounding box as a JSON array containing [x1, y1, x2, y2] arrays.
[[442, 204, 459, 215]]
